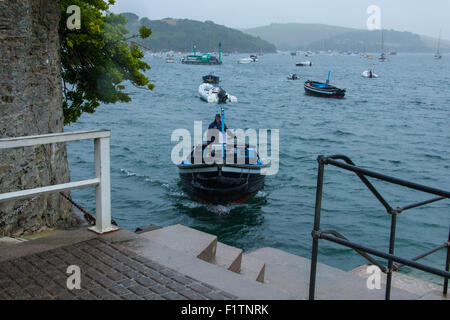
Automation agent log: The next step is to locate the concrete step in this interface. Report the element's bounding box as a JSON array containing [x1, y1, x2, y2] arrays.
[[0, 237, 27, 248], [351, 264, 448, 299], [212, 242, 242, 273], [103, 229, 292, 299], [245, 247, 419, 300], [240, 253, 266, 283], [139, 224, 217, 263]]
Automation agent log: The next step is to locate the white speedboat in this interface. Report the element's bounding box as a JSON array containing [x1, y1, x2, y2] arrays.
[[198, 83, 237, 103], [198, 75, 237, 103], [238, 58, 253, 64], [362, 69, 378, 78]]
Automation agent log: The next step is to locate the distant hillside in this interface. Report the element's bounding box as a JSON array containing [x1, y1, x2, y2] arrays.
[[243, 23, 356, 50], [122, 13, 277, 53], [243, 23, 450, 53]]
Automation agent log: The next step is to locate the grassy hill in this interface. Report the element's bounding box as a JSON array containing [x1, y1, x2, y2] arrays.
[[243, 23, 450, 53], [122, 13, 277, 53]]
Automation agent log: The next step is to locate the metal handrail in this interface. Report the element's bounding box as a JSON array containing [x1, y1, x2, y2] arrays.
[[0, 130, 118, 234], [309, 155, 450, 300]]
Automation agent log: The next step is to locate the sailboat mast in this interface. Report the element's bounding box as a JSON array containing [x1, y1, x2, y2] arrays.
[[437, 30, 441, 55]]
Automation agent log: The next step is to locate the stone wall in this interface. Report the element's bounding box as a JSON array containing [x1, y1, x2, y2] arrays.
[[0, 0, 78, 236]]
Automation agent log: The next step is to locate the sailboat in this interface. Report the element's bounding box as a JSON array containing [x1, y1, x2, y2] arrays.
[[435, 30, 443, 60], [379, 29, 387, 62]]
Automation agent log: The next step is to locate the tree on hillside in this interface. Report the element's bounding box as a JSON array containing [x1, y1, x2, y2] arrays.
[[60, 0, 154, 124]]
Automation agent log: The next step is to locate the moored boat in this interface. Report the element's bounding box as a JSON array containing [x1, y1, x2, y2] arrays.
[[362, 65, 378, 78], [182, 54, 221, 65], [435, 30, 443, 60], [237, 58, 253, 64], [304, 81, 346, 98], [182, 44, 223, 65], [379, 30, 387, 62], [287, 73, 299, 80], [304, 72, 346, 99], [362, 69, 378, 78], [296, 61, 312, 67], [198, 75, 237, 103]]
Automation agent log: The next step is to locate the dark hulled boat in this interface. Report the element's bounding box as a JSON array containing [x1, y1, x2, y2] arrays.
[[178, 143, 268, 204], [304, 80, 346, 99], [202, 74, 220, 84]]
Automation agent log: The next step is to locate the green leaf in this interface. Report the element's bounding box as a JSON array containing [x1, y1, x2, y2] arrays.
[[60, 0, 154, 125]]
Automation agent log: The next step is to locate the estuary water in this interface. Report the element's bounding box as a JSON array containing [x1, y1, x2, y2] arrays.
[[66, 53, 450, 283]]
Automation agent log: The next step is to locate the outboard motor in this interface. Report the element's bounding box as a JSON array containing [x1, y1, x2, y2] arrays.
[[217, 87, 228, 103]]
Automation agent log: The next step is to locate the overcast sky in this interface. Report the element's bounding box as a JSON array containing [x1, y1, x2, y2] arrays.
[[110, 0, 449, 40]]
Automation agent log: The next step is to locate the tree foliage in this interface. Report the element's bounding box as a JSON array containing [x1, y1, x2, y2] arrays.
[[60, 0, 154, 124]]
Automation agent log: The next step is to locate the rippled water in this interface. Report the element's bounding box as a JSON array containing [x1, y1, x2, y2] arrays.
[[66, 53, 450, 283]]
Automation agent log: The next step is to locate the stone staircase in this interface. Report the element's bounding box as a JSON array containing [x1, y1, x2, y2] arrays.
[[139, 224, 266, 283], [2, 224, 446, 300], [131, 224, 444, 300]]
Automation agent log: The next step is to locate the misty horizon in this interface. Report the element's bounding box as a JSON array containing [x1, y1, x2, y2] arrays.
[[110, 0, 450, 41]]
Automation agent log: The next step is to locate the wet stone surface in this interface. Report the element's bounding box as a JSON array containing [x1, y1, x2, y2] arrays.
[[0, 238, 237, 300]]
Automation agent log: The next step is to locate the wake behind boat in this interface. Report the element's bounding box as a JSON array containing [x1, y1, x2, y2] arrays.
[[198, 75, 237, 103]]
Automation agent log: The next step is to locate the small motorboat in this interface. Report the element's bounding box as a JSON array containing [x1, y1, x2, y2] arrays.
[[250, 54, 259, 62], [178, 107, 268, 205], [296, 61, 312, 67], [178, 143, 268, 204], [362, 69, 378, 78], [287, 73, 299, 80], [304, 72, 346, 99], [198, 75, 237, 103], [238, 58, 253, 64]]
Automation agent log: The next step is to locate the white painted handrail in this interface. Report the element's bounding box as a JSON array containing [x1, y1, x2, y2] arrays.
[[0, 130, 118, 234]]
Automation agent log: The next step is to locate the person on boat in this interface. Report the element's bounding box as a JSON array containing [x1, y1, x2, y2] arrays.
[[207, 114, 236, 145], [209, 114, 228, 131]]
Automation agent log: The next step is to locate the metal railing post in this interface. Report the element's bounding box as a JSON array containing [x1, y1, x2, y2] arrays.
[[385, 213, 397, 300], [308, 154, 450, 300], [309, 156, 325, 300], [0, 130, 118, 235], [89, 136, 118, 234], [444, 227, 450, 296]]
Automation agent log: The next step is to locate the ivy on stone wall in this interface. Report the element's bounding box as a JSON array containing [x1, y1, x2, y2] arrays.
[[60, 0, 153, 124]]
